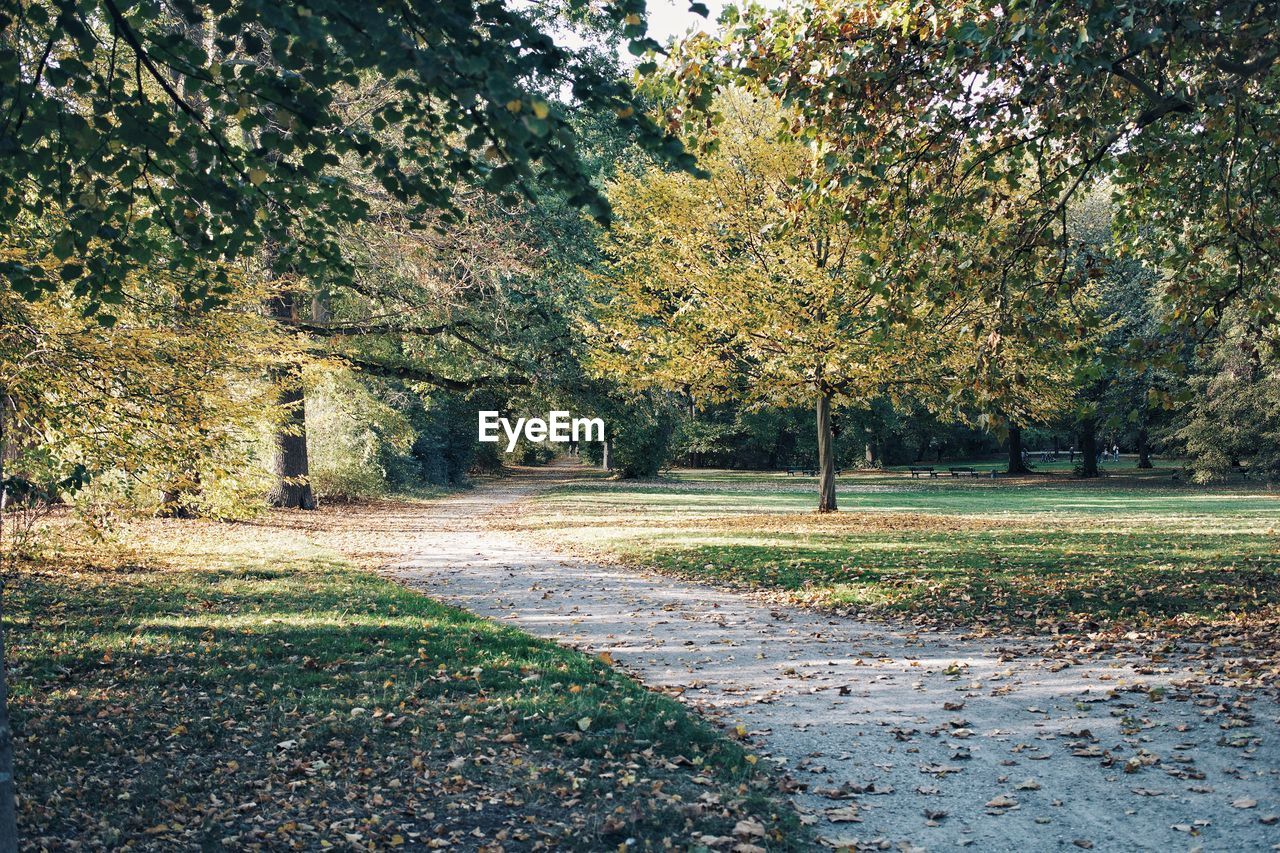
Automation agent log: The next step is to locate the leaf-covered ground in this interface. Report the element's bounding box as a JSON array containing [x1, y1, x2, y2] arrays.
[[515, 466, 1280, 685], [10, 506, 801, 850]]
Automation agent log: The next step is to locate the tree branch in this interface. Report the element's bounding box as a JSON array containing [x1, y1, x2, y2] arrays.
[[343, 356, 529, 392]]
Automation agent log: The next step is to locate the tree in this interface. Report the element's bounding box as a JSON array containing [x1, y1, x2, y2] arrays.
[[1060, 189, 1192, 477], [0, 0, 701, 317], [592, 93, 954, 510], [681, 1, 1280, 342], [663, 4, 1116, 485], [1179, 318, 1280, 482]]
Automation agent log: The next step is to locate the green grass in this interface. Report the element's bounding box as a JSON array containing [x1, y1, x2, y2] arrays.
[[520, 468, 1280, 633], [11, 513, 799, 850]]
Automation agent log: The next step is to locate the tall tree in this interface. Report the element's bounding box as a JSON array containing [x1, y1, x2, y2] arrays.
[[593, 93, 955, 510], [264, 284, 316, 509]]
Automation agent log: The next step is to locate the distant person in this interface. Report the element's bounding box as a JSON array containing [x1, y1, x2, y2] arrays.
[[1112, 443, 1120, 462]]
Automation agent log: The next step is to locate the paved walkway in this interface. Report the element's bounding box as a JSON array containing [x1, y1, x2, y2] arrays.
[[389, 467, 1280, 852]]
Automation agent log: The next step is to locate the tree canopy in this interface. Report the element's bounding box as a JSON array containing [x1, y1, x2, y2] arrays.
[[0, 0, 697, 316], [664, 0, 1280, 342]]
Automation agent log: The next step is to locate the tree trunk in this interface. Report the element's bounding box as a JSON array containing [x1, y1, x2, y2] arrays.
[[157, 478, 198, 518], [864, 442, 875, 468], [1007, 424, 1029, 474], [601, 439, 611, 472], [310, 289, 331, 324], [268, 382, 315, 509], [0, 394, 18, 852], [0, 585, 15, 853], [1136, 426, 1153, 469], [266, 291, 315, 509], [1078, 418, 1099, 478], [816, 391, 837, 512]]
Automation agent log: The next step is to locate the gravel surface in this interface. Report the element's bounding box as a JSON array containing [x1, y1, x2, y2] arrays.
[[389, 466, 1280, 852]]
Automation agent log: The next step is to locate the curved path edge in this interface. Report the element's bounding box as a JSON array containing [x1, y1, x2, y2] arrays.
[[387, 465, 1280, 852]]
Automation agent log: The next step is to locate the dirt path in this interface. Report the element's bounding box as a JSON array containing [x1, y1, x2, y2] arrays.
[[389, 466, 1280, 852]]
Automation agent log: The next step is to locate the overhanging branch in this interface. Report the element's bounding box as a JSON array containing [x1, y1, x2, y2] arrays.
[[343, 355, 529, 392]]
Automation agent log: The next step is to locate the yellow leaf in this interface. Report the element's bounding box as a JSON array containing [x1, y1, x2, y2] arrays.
[[531, 100, 550, 120], [506, 99, 522, 113], [577, 716, 592, 731], [248, 168, 267, 186]]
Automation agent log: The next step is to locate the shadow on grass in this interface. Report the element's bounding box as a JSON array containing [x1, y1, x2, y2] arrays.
[[12, 550, 795, 849]]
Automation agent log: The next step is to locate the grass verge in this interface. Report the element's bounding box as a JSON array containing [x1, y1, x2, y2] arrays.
[[10, 506, 801, 850], [516, 469, 1280, 683]]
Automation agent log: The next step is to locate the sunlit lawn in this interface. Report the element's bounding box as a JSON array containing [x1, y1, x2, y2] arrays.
[[522, 466, 1280, 632]]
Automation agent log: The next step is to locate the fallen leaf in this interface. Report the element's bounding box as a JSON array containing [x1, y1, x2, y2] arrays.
[[826, 805, 861, 823]]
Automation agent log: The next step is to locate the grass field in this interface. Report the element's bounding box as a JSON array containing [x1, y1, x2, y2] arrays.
[[519, 465, 1280, 644], [10, 508, 798, 850]]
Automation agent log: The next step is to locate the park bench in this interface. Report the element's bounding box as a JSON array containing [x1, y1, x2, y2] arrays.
[[948, 467, 979, 478], [908, 466, 937, 478]]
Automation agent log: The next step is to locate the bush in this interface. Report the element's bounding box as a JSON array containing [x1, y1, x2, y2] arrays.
[[306, 370, 414, 500], [580, 394, 676, 478], [1180, 329, 1280, 482]]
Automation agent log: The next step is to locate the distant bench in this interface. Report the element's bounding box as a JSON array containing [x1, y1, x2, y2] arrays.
[[908, 466, 937, 478], [948, 467, 979, 478]]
